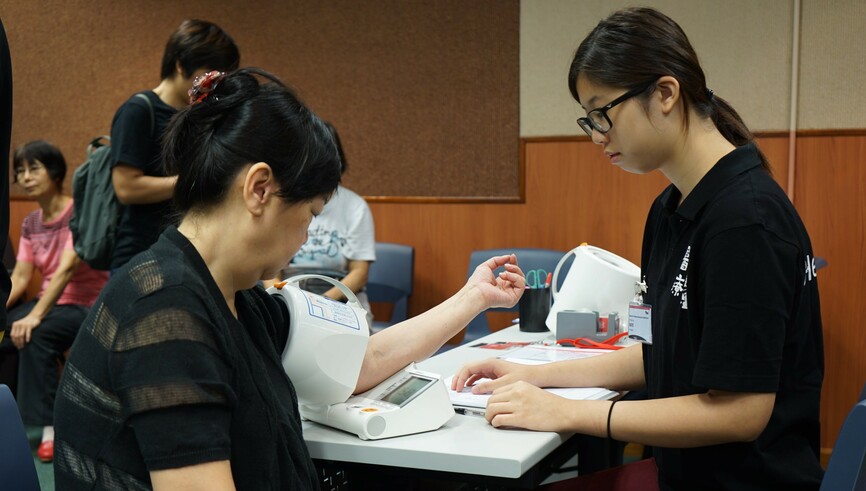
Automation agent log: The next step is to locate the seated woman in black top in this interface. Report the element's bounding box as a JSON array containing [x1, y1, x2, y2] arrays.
[[54, 68, 526, 491], [452, 7, 823, 491]]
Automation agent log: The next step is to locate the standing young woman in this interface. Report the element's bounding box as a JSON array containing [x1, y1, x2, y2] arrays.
[[54, 68, 526, 491], [109, 19, 239, 270], [452, 7, 823, 490], [3, 141, 108, 462], [0, 18, 11, 339]]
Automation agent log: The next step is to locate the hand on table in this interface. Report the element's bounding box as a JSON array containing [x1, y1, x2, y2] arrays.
[[485, 381, 573, 431], [451, 358, 543, 394]]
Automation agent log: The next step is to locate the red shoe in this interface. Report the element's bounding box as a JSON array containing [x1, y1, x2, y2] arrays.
[[37, 440, 53, 463]]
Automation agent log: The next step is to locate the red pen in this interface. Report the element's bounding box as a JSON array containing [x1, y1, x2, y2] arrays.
[[545, 272, 552, 288]]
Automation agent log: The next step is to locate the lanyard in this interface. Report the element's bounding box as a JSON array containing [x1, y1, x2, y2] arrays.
[[555, 332, 628, 350]]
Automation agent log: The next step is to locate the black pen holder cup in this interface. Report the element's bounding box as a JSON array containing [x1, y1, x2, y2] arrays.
[[518, 287, 551, 332]]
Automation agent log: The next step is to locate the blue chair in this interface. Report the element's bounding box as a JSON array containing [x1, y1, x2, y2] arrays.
[[460, 248, 571, 345], [821, 384, 866, 491], [366, 242, 414, 331], [0, 384, 41, 491], [815, 256, 829, 270]]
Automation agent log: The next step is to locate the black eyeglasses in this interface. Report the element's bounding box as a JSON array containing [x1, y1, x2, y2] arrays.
[[576, 80, 656, 137], [13, 161, 46, 180]]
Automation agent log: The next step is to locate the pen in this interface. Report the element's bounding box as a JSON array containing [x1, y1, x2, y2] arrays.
[[545, 272, 552, 288], [454, 407, 486, 417]]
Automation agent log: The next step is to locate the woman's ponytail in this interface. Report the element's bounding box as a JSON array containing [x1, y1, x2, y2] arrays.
[[708, 94, 771, 172]]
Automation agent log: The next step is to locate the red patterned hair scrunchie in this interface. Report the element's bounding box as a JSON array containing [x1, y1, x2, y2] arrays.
[[188, 70, 226, 105]]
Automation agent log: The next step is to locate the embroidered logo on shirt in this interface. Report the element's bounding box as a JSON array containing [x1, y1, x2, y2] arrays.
[[670, 246, 690, 309], [679, 245, 690, 271], [803, 254, 817, 285]]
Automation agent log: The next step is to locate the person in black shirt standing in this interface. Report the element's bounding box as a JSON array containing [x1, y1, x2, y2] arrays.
[[55, 68, 527, 491], [109, 19, 239, 270], [0, 19, 13, 335], [0, 19, 14, 395], [452, 7, 823, 491]]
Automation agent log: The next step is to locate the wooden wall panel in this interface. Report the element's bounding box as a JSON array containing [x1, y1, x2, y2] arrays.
[[369, 141, 664, 342], [9, 198, 39, 248], [369, 136, 788, 335], [794, 136, 866, 452], [368, 134, 856, 452], [6, 134, 859, 452], [9, 198, 41, 300]]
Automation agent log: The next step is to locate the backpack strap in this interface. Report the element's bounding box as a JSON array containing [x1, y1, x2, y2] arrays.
[[133, 92, 155, 136], [86, 135, 111, 158]]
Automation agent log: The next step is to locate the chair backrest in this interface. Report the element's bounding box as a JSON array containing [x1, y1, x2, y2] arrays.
[[0, 385, 41, 491], [815, 256, 829, 270], [820, 386, 866, 491], [462, 248, 571, 345], [366, 242, 414, 330], [3, 234, 15, 273]]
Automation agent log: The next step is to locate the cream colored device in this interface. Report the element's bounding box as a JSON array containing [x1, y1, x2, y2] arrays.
[[270, 275, 453, 440], [545, 245, 641, 337], [301, 363, 454, 440]]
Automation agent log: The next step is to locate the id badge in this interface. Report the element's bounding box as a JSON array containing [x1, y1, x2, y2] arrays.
[[628, 302, 652, 344]]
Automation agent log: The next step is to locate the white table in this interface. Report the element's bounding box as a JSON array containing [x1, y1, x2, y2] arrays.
[[302, 326, 619, 488]]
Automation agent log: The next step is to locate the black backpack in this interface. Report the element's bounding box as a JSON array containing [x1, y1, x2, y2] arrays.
[[69, 93, 153, 270]]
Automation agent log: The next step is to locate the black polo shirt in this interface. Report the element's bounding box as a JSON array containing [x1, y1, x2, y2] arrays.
[[639, 143, 824, 490]]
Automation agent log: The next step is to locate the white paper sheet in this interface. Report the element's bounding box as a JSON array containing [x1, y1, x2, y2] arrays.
[[447, 345, 618, 409], [446, 375, 617, 409], [502, 345, 610, 364]]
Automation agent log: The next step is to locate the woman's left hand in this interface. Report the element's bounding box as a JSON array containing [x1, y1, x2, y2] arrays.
[[485, 380, 572, 432], [467, 254, 525, 309]]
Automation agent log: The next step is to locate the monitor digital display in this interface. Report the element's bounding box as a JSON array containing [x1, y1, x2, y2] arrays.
[[379, 376, 434, 407]]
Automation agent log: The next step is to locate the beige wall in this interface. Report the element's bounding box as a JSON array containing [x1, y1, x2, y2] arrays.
[[521, 0, 866, 136], [799, 0, 866, 129]]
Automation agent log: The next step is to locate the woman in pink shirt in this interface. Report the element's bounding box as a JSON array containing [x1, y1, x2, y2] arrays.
[[4, 140, 108, 462]]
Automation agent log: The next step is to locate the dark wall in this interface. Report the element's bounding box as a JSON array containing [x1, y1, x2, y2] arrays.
[[3, 0, 519, 199]]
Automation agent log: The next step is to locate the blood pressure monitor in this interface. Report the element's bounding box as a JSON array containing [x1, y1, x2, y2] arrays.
[[301, 363, 455, 440], [269, 275, 454, 440]]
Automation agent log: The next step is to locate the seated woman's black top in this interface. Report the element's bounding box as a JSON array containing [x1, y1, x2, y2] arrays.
[[54, 226, 318, 490]]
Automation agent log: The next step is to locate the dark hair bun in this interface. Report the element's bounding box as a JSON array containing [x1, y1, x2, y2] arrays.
[[163, 67, 342, 215]]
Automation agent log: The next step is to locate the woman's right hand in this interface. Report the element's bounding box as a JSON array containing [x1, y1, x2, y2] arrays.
[[10, 314, 41, 349], [451, 359, 542, 394], [465, 254, 526, 311]]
